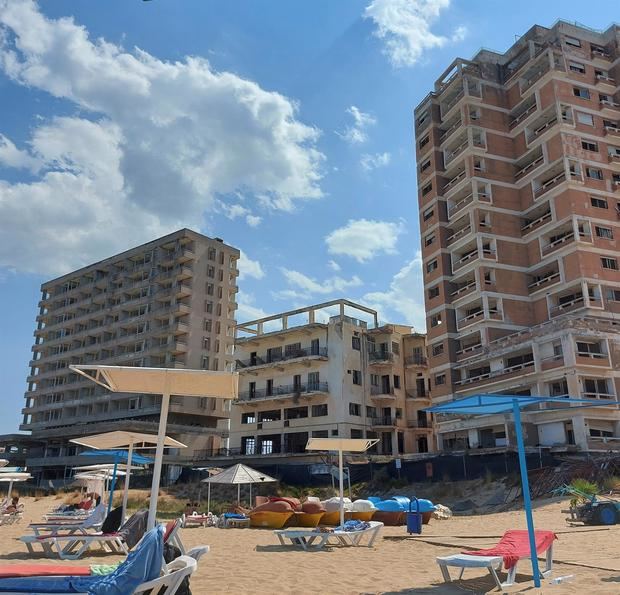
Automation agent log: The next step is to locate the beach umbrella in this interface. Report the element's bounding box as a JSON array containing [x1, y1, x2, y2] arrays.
[[426, 393, 617, 588], [71, 432, 185, 522], [70, 365, 238, 529], [0, 472, 31, 498], [305, 438, 379, 527], [0, 460, 8, 468], [201, 463, 277, 512]]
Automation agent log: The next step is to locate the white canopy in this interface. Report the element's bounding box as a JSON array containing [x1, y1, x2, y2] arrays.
[[70, 430, 186, 450], [70, 365, 238, 530], [72, 463, 143, 472], [0, 460, 8, 468], [0, 472, 32, 498], [201, 463, 277, 511], [306, 437, 378, 526]]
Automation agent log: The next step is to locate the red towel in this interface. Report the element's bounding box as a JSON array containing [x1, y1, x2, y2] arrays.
[[0, 564, 91, 578], [463, 530, 556, 570]]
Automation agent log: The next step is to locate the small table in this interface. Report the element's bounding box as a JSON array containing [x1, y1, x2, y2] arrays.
[[226, 517, 250, 529]]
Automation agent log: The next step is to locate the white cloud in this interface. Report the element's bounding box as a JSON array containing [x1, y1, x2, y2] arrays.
[[364, 0, 466, 67], [325, 218, 404, 263], [280, 268, 363, 295], [238, 250, 265, 280], [0, 1, 323, 275], [245, 214, 262, 227], [219, 202, 262, 228], [360, 151, 391, 172], [327, 259, 341, 272], [363, 252, 426, 329], [236, 290, 268, 322], [336, 105, 376, 145]]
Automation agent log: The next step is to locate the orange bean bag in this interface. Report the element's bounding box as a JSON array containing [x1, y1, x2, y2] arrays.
[[301, 501, 325, 514], [251, 500, 293, 513], [269, 497, 301, 511]]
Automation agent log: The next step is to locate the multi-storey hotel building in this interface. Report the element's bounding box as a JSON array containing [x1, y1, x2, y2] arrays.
[[22, 229, 239, 484], [414, 22, 620, 451], [228, 300, 433, 459]]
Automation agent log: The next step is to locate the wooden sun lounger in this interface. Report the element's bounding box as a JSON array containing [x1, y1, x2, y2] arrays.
[[275, 521, 384, 550]]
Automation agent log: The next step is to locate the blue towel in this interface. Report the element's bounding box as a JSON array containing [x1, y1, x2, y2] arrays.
[[223, 512, 247, 519], [0, 525, 163, 594], [336, 520, 370, 532]]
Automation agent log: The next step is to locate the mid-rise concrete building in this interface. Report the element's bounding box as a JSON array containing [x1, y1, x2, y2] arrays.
[[229, 300, 433, 459], [414, 21, 620, 452], [22, 229, 239, 484]]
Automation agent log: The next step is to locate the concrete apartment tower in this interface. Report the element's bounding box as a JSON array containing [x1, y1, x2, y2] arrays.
[[227, 300, 433, 461], [22, 228, 239, 484], [414, 22, 620, 452]]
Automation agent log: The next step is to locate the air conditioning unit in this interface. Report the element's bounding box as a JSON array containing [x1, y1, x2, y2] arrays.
[[284, 420, 290, 428]]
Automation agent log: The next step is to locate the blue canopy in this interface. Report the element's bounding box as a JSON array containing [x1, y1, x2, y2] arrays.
[[425, 393, 615, 588], [425, 393, 612, 415], [80, 449, 153, 464]]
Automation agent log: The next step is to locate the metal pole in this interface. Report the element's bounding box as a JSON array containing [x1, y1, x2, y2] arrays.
[[121, 441, 134, 522], [7, 480, 13, 499], [338, 449, 344, 527], [147, 389, 171, 531], [207, 482, 211, 514], [237, 483, 240, 504], [107, 457, 119, 516], [512, 400, 541, 588], [249, 482, 252, 508]]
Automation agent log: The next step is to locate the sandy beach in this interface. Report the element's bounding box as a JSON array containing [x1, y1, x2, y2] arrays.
[[0, 496, 618, 594]]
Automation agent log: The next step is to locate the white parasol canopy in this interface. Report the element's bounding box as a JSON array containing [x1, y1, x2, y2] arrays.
[[0, 460, 8, 468], [305, 438, 378, 527], [70, 365, 238, 529], [70, 430, 186, 522], [201, 463, 277, 511], [0, 472, 32, 498]]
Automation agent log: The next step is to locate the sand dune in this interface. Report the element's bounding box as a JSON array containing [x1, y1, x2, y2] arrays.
[[0, 497, 618, 593]]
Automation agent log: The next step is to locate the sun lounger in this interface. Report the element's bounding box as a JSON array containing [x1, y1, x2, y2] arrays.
[[275, 520, 384, 550], [21, 509, 148, 560], [27, 503, 107, 537], [436, 529, 556, 590], [0, 524, 198, 595]]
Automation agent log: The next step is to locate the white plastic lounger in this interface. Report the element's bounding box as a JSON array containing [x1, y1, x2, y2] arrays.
[[436, 530, 555, 590], [275, 521, 383, 550]]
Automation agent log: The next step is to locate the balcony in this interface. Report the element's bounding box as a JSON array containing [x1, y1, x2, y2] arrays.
[[448, 189, 491, 219], [515, 154, 544, 180], [509, 99, 537, 129], [549, 294, 585, 317], [368, 351, 394, 364], [236, 382, 329, 403], [370, 386, 396, 400], [450, 279, 477, 301], [591, 47, 611, 61], [521, 208, 552, 235], [581, 392, 616, 401], [407, 419, 432, 429], [456, 306, 502, 331], [444, 136, 469, 167], [439, 117, 462, 144], [370, 416, 397, 428], [540, 354, 564, 371], [455, 360, 535, 387], [604, 125, 620, 137], [406, 390, 430, 400], [575, 351, 611, 367], [528, 270, 560, 293], [404, 355, 427, 367], [541, 228, 591, 255], [446, 223, 472, 245], [236, 347, 328, 370]]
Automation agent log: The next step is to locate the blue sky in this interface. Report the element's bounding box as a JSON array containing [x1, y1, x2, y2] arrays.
[[0, 0, 616, 434]]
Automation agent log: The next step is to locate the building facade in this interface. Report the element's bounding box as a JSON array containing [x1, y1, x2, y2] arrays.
[[414, 22, 620, 452], [228, 300, 433, 459], [22, 228, 239, 484]]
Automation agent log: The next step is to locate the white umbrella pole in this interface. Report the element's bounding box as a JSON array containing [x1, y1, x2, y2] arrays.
[[122, 440, 134, 522], [7, 480, 13, 499], [147, 390, 171, 531], [338, 449, 344, 527], [207, 482, 211, 514], [237, 483, 240, 504], [249, 483, 252, 508]]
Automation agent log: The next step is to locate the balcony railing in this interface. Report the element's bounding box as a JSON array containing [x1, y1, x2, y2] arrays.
[[582, 392, 616, 401], [521, 210, 552, 234], [446, 225, 472, 245], [404, 355, 427, 366], [236, 347, 327, 369], [455, 360, 535, 386], [515, 155, 544, 179], [528, 271, 560, 291], [406, 390, 429, 400], [370, 386, 395, 397], [371, 416, 397, 427], [443, 170, 467, 192], [439, 119, 462, 143], [368, 351, 394, 363], [237, 382, 328, 402], [407, 419, 431, 429], [451, 281, 476, 299], [509, 102, 537, 129]]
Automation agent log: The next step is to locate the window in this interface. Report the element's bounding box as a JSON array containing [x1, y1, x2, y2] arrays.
[[351, 336, 361, 351], [430, 314, 442, 328], [312, 430, 328, 438], [586, 167, 603, 180], [259, 410, 280, 422], [576, 341, 603, 356], [569, 61, 586, 74], [602, 257, 618, 270], [591, 196, 608, 209], [285, 406, 308, 420], [428, 286, 440, 299], [351, 429, 363, 439], [565, 36, 581, 48], [583, 378, 609, 396], [595, 226, 613, 239], [469, 107, 480, 121], [201, 355, 209, 369], [417, 110, 428, 127], [432, 342, 444, 356], [419, 135, 430, 150], [606, 288, 620, 301], [422, 182, 433, 196], [205, 301, 213, 313], [241, 412, 256, 424], [352, 370, 362, 385], [241, 437, 255, 455], [370, 374, 379, 386], [426, 259, 438, 273], [312, 404, 328, 417], [207, 265, 215, 278], [284, 342, 301, 357], [307, 371, 320, 389], [424, 234, 435, 247], [349, 403, 361, 416], [582, 140, 598, 152], [393, 375, 401, 389], [576, 112, 594, 125], [206, 283, 214, 295], [331, 429, 339, 436], [473, 157, 484, 172], [435, 374, 446, 386], [366, 406, 377, 418], [420, 159, 431, 173], [207, 247, 216, 261], [423, 208, 434, 221], [391, 341, 400, 355], [266, 379, 273, 396], [573, 87, 590, 99]]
